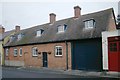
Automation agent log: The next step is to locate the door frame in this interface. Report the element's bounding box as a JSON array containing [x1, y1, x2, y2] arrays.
[[42, 52, 48, 67], [71, 39, 102, 71], [24, 52, 30, 67], [108, 40, 119, 71]]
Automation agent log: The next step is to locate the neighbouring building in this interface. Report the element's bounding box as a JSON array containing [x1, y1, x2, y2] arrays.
[[102, 30, 120, 72], [117, 14, 120, 29], [0, 25, 20, 65], [4, 6, 116, 71]]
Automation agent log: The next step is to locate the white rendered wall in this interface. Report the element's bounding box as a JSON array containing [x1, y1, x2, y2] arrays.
[[102, 30, 119, 70], [5, 60, 24, 67]]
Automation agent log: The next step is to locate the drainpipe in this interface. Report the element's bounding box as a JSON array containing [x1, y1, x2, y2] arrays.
[[65, 41, 68, 70]]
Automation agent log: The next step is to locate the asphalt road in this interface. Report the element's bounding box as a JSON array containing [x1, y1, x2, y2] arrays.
[[1, 67, 118, 80], [2, 67, 82, 78]]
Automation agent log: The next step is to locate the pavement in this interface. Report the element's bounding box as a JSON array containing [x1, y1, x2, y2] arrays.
[[2, 66, 120, 78]]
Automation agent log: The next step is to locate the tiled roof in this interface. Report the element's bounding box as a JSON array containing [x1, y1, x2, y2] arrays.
[[0, 30, 14, 41], [5, 8, 115, 47]]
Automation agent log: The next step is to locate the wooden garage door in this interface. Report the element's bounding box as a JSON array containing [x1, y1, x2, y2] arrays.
[[72, 39, 102, 71]]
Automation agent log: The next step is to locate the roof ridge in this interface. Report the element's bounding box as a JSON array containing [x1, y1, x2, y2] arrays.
[[20, 8, 113, 32], [82, 8, 113, 16], [4, 30, 15, 33]]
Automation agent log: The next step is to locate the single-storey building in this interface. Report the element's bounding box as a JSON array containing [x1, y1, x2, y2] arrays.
[[4, 6, 116, 71]]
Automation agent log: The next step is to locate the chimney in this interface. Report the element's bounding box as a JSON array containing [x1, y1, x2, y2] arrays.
[[15, 25, 20, 32], [0, 25, 5, 34], [74, 6, 81, 18], [49, 13, 56, 23]]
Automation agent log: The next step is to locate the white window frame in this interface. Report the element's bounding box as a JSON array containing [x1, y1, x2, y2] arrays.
[[18, 34, 22, 40], [17, 33, 24, 41], [5, 48, 9, 56], [36, 29, 44, 37], [36, 30, 42, 37], [14, 49, 18, 56], [55, 46, 63, 56], [57, 26, 65, 33], [10, 35, 15, 42], [19, 48, 22, 56], [32, 47, 38, 56], [84, 20, 95, 29]]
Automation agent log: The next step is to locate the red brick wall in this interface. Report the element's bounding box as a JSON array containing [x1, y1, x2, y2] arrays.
[[5, 42, 72, 70]]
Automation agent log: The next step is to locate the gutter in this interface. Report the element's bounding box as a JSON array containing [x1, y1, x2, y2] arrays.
[[65, 41, 68, 70], [4, 38, 101, 48]]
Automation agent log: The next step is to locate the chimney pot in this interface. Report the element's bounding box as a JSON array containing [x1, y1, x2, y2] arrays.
[[0, 25, 5, 34], [15, 25, 20, 32], [49, 13, 56, 23], [74, 6, 81, 18]]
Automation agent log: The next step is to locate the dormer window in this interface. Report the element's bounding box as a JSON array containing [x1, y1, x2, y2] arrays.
[[84, 19, 95, 29], [10, 35, 15, 42], [57, 24, 67, 33], [36, 29, 44, 37], [18, 33, 23, 40]]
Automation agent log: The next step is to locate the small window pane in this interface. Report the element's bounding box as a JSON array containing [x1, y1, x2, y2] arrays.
[[58, 26, 64, 33], [19, 48, 22, 56], [36, 30, 44, 37], [59, 52, 62, 55], [64, 24, 67, 30], [89, 20, 94, 28], [84, 20, 95, 29], [36, 30, 41, 37], [55, 46, 63, 56], [109, 43, 117, 52], [56, 52, 59, 55], [10, 36, 14, 42], [32, 47, 38, 56], [6, 49, 9, 56], [18, 34, 23, 40], [57, 25, 67, 33], [14, 49, 18, 56]]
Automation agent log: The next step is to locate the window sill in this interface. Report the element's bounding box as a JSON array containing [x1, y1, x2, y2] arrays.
[[55, 55, 62, 57], [83, 27, 95, 31], [36, 36, 41, 38], [57, 32, 65, 34], [32, 55, 38, 57], [85, 27, 94, 29]]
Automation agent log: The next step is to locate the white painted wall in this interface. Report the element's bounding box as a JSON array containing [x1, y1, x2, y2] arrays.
[[102, 30, 120, 70], [5, 60, 24, 67]]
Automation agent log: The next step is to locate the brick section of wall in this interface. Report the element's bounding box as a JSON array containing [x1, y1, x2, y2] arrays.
[[74, 6, 81, 18], [49, 13, 56, 23], [0, 27, 5, 34], [5, 42, 72, 70]]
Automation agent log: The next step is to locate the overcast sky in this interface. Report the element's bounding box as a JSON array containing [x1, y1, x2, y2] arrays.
[[0, 0, 119, 31]]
